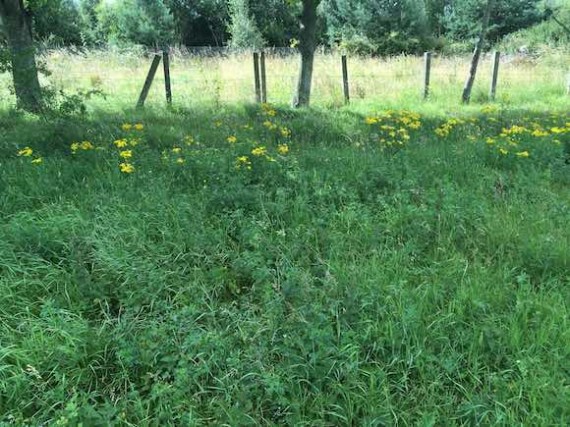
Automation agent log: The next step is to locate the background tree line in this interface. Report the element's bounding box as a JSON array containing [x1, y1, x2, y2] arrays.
[[1, 0, 566, 55], [1, 0, 568, 112]]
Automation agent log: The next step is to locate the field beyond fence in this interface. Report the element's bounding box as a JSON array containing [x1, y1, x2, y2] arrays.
[[0, 47, 568, 112]]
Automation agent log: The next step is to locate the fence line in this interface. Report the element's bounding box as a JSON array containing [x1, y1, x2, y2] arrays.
[[0, 48, 568, 109]]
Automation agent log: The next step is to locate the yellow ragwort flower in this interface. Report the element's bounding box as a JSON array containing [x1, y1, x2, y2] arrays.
[[31, 157, 43, 165], [251, 146, 267, 157], [277, 144, 289, 155], [365, 117, 379, 125], [119, 150, 133, 159], [18, 147, 33, 157], [262, 104, 277, 116], [122, 123, 133, 131], [227, 135, 238, 144], [70, 142, 80, 153], [172, 147, 182, 154], [531, 129, 549, 137], [499, 148, 508, 155], [119, 162, 135, 173], [235, 156, 252, 170], [263, 120, 277, 130], [114, 139, 128, 148], [176, 158, 185, 164], [80, 141, 94, 150], [134, 123, 144, 131]]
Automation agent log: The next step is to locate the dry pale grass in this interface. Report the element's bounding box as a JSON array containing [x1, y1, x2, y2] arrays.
[[0, 49, 568, 111]]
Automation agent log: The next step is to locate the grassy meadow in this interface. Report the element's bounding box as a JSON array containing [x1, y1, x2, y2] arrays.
[[0, 48, 568, 112], [1, 50, 570, 425]]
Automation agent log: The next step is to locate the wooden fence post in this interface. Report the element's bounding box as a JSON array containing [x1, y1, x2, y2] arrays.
[[260, 51, 267, 103], [423, 51, 432, 100], [163, 49, 172, 106], [489, 51, 500, 101], [253, 52, 261, 103], [341, 55, 350, 105], [136, 54, 162, 108]]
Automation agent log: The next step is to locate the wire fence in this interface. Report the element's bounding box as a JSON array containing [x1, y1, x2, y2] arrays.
[[0, 47, 568, 110]]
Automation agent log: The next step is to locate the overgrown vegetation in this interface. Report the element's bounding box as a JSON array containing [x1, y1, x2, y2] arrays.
[[1, 0, 569, 424], [1, 102, 569, 424], [1, 0, 560, 54]]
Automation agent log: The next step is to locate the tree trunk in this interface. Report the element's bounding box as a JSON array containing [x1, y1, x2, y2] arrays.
[[292, 0, 320, 108], [462, 0, 493, 104], [0, 0, 42, 112], [552, 15, 570, 37]]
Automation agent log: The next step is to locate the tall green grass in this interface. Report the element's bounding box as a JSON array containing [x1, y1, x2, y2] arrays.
[[1, 103, 569, 424]]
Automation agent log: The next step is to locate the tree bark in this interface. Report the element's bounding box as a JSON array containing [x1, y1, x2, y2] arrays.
[[0, 0, 42, 112], [462, 0, 494, 104], [552, 15, 570, 37], [292, 0, 320, 108]]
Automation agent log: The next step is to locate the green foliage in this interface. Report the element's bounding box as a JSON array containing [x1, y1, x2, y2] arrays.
[[443, 0, 546, 43], [0, 103, 569, 424], [3, 0, 561, 50], [76, 0, 103, 45], [0, 38, 9, 73], [498, 1, 570, 51], [228, 0, 265, 48], [95, 0, 175, 47], [165, 0, 229, 46], [323, 0, 434, 55], [26, 0, 82, 45], [249, 0, 299, 46]]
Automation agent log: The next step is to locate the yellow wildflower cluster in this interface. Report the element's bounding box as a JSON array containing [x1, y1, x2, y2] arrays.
[[483, 118, 570, 159], [366, 110, 422, 148], [500, 125, 527, 137], [122, 123, 144, 131], [435, 118, 464, 138], [280, 127, 292, 138], [263, 120, 278, 131], [366, 110, 421, 130], [235, 156, 252, 170], [277, 144, 289, 155], [114, 138, 140, 148], [550, 126, 569, 135], [71, 141, 95, 154], [481, 105, 499, 115], [17, 146, 42, 165], [531, 129, 549, 137], [119, 162, 135, 173], [116, 124, 144, 173], [261, 103, 277, 117], [18, 147, 33, 157], [251, 146, 268, 157], [119, 150, 133, 159], [114, 139, 128, 148]]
